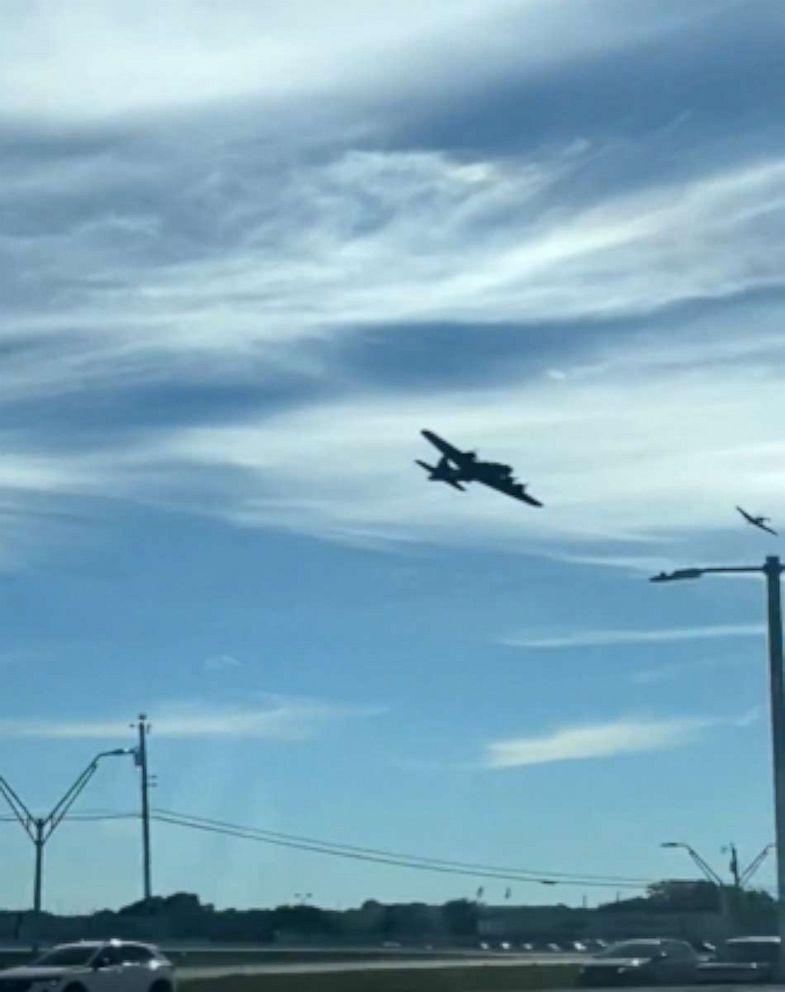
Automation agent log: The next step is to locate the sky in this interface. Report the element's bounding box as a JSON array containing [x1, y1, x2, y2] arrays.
[[0, 0, 784, 913]]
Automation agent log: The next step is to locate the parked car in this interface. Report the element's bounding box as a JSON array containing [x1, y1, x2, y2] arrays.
[[696, 936, 780, 984], [578, 938, 700, 986], [0, 940, 176, 992]]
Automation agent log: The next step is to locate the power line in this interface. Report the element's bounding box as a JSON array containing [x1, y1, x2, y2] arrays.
[[154, 807, 650, 884], [0, 804, 654, 889], [153, 810, 650, 889]]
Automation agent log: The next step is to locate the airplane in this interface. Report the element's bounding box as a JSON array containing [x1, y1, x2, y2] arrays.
[[736, 505, 778, 536], [416, 429, 543, 507]]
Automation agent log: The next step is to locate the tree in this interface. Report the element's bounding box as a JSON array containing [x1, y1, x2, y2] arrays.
[[442, 899, 479, 937], [600, 880, 721, 913]]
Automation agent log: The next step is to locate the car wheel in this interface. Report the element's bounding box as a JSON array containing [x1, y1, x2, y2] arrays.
[[148, 981, 173, 992], [62, 984, 87, 992]]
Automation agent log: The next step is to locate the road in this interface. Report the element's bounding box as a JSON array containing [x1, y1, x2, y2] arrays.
[[179, 955, 577, 977]]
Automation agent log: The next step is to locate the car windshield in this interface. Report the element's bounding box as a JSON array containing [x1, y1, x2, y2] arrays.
[[724, 943, 779, 964], [596, 942, 660, 959], [34, 946, 97, 967]]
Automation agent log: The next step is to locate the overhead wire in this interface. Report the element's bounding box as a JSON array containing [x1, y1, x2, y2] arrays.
[[0, 803, 653, 889], [152, 808, 651, 889]]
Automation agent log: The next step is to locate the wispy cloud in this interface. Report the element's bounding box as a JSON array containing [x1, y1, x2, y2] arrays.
[[502, 624, 764, 650], [2, 4, 785, 568], [0, 697, 381, 742], [204, 654, 243, 672], [10, 149, 785, 370], [484, 716, 714, 769], [0, 2, 689, 123], [733, 706, 763, 728]]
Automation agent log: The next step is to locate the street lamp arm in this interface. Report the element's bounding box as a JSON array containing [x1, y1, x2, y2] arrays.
[[651, 566, 763, 582], [701, 566, 766, 575], [684, 846, 724, 886], [0, 776, 35, 841], [741, 844, 776, 887], [44, 761, 100, 838], [44, 749, 133, 839]]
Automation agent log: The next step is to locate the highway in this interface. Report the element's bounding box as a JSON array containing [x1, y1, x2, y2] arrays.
[[179, 954, 580, 977]]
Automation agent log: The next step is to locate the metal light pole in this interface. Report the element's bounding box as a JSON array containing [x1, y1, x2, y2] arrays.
[[652, 556, 785, 974], [0, 748, 133, 915]]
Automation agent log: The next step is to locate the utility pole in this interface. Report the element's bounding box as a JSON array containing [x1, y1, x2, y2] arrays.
[[652, 556, 785, 977], [134, 713, 152, 904]]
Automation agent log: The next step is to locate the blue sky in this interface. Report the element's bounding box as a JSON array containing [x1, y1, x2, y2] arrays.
[[0, 0, 784, 912]]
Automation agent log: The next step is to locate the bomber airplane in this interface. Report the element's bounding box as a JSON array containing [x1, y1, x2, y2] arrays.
[[416, 430, 543, 507]]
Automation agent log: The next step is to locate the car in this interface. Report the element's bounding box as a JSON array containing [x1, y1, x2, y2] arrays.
[[0, 940, 176, 992], [578, 938, 700, 986], [696, 935, 780, 984]]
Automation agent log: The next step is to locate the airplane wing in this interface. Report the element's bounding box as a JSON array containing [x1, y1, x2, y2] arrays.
[[421, 429, 471, 469], [736, 505, 753, 524], [760, 523, 779, 536], [482, 476, 544, 507]]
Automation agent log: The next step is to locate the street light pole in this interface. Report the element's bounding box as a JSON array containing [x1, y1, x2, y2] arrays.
[[33, 819, 44, 916], [652, 556, 785, 976], [0, 748, 133, 917], [764, 556, 785, 963]]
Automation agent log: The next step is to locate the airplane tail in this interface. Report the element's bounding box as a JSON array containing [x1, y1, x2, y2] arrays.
[[414, 460, 466, 491]]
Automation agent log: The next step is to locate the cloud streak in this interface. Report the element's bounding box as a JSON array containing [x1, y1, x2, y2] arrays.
[[0, 697, 381, 742], [502, 624, 764, 650], [0, 1, 692, 123], [9, 148, 785, 372], [204, 654, 243, 672], [484, 716, 714, 769], [2, 4, 785, 569]]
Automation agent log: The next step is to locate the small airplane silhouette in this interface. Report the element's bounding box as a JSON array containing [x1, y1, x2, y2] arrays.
[[416, 430, 543, 507], [736, 506, 778, 536]]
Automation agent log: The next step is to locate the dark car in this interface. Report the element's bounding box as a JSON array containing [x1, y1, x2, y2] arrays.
[[578, 938, 700, 986], [696, 936, 779, 984]]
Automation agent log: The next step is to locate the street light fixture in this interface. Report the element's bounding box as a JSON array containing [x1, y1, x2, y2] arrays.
[[0, 748, 135, 915], [660, 840, 776, 888], [652, 555, 785, 977], [659, 841, 723, 885]]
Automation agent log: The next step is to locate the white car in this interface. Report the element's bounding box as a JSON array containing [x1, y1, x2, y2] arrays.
[[0, 940, 176, 992]]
